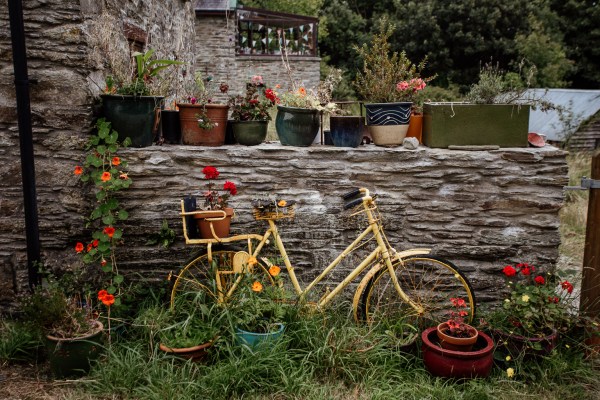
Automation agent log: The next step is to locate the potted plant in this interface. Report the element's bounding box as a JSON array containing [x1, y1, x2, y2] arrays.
[[101, 49, 182, 147], [487, 262, 577, 358], [228, 75, 279, 146], [353, 17, 434, 147], [158, 292, 223, 362], [436, 297, 478, 351], [422, 62, 550, 148], [191, 166, 238, 240], [229, 266, 288, 349], [21, 276, 105, 378], [177, 71, 230, 146]]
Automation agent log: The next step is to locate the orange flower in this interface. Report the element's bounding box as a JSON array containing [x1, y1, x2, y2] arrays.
[[119, 173, 128, 180], [97, 290, 108, 300], [251, 281, 263, 292], [111, 157, 121, 166], [269, 265, 281, 277], [277, 200, 287, 207], [101, 294, 115, 306], [298, 87, 306, 97], [101, 171, 111, 182], [275, 84, 281, 89], [247, 256, 258, 266], [103, 226, 115, 238], [75, 242, 84, 253], [74, 166, 83, 175], [86, 243, 93, 252]]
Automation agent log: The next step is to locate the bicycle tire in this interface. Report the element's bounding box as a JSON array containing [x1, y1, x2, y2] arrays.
[[170, 250, 274, 308], [358, 255, 476, 327]]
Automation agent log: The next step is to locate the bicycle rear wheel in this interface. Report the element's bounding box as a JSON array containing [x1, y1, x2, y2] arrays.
[[169, 251, 273, 308], [358, 255, 475, 327]]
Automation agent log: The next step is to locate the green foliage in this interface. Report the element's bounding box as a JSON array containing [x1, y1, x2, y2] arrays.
[[0, 320, 42, 362], [75, 118, 132, 306], [106, 49, 183, 96], [146, 219, 176, 248], [353, 16, 433, 103], [240, 0, 323, 16]]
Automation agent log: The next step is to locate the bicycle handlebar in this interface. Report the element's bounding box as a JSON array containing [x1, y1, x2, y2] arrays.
[[343, 188, 375, 210], [342, 188, 362, 200], [343, 197, 364, 210]]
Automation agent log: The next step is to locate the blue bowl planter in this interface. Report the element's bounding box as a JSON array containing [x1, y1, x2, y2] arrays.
[[235, 323, 285, 348], [275, 106, 320, 146], [330, 116, 365, 148], [364, 102, 412, 147]]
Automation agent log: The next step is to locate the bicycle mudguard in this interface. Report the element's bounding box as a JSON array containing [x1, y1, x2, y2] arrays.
[[352, 248, 431, 320]]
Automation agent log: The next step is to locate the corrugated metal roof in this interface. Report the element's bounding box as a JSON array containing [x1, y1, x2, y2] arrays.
[[526, 89, 600, 141]]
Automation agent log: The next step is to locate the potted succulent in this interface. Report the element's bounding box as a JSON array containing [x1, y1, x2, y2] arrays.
[[21, 276, 105, 378], [353, 17, 434, 147], [177, 71, 230, 146], [487, 262, 577, 358], [228, 75, 279, 146], [229, 265, 288, 349], [422, 63, 547, 148], [101, 49, 183, 147], [421, 297, 494, 379], [192, 166, 238, 240]]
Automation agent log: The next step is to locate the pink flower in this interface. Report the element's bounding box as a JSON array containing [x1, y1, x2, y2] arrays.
[[396, 81, 410, 91]]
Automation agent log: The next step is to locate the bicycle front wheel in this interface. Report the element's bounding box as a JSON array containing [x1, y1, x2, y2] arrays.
[[358, 255, 475, 327], [169, 251, 273, 308]]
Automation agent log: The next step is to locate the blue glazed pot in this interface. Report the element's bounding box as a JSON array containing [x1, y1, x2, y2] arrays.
[[235, 323, 285, 348], [330, 116, 365, 148], [275, 106, 320, 146]]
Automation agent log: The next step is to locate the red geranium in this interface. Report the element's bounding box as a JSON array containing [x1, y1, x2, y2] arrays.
[[224, 181, 237, 195], [561, 280, 574, 294], [502, 265, 517, 277], [75, 242, 84, 253], [202, 166, 219, 180], [534, 275, 545, 285]]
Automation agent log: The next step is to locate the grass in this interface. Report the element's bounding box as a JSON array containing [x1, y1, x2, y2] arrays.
[[3, 151, 600, 399]]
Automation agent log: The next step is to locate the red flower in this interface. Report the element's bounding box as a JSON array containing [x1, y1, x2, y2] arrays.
[[223, 181, 237, 195], [502, 265, 517, 277], [561, 280, 574, 294], [520, 266, 531, 275], [75, 242, 84, 253], [86, 243, 93, 252], [97, 290, 108, 301], [100, 259, 107, 267], [74, 166, 83, 175], [101, 171, 111, 182], [101, 294, 115, 306], [451, 297, 466, 308], [202, 166, 219, 180], [92, 239, 99, 247], [265, 88, 278, 103], [249, 99, 259, 104], [103, 226, 115, 238], [111, 157, 121, 166], [534, 275, 545, 285]]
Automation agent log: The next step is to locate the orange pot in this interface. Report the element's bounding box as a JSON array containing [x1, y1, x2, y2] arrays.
[[178, 103, 228, 146], [436, 322, 478, 352], [193, 207, 234, 239], [406, 114, 423, 143]]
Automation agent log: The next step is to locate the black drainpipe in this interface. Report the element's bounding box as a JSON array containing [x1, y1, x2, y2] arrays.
[[8, 0, 41, 289]]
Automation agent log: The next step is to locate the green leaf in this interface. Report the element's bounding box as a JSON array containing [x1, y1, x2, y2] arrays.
[[112, 229, 123, 239], [102, 214, 115, 225], [97, 145, 107, 155], [102, 265, 113, 273], [118, 210, 129, 220], [107, 198, 119, 210], [123, 137, 132, 147], [96, 191, 107, 201], [108, 285, 117, 294], [98, 242, 110, 252], [108, 144, 118, 153], [113, 274, 124, 284], [114, 297, 121, 306]]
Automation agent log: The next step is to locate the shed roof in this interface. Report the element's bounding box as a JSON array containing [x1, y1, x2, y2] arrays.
[[526, 89, 600, 141]]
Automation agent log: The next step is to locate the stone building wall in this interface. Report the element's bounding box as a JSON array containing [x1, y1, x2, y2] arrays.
[[0, 0, 195, 307], [193, 14, 320, 103]]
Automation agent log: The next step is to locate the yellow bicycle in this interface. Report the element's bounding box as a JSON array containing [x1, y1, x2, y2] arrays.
[[169, 188, 476, 325]]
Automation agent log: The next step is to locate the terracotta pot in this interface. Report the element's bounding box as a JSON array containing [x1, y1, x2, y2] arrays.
[[437, 322, 478, 351], [177, 103, 228, 146], [406, 113, 423, 143], [493, 329, 558, 358], [422, 327, 494, 379], [159, 340, 214, 362], [193, 207, 234, 239]]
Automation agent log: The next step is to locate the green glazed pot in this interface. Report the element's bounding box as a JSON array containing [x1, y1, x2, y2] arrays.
[[101, 95, 163, 147], [45, 320, 104, 378], [275, 106, 320, 146], [235, 323, 285, 348], [232, 120, 268, 146]]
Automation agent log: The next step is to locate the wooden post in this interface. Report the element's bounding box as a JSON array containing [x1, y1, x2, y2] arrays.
[[581, 152, 600, 317]]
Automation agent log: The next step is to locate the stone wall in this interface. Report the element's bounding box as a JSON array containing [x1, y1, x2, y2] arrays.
[[194, 15, 320, 103], [0, 0, 195, 307], [47, 144, 566, 305]]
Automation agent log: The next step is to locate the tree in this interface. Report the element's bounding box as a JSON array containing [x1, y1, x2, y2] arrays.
[[240, 0, 324, 16]]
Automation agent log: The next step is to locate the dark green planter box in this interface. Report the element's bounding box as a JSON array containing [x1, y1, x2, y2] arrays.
[[422, 103, 530, 148]]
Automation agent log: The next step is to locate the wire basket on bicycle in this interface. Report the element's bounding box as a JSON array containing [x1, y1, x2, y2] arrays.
[[252, 199, 296, 221]]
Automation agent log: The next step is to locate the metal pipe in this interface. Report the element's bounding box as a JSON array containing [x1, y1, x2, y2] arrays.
[[8, 0, 41, 289]]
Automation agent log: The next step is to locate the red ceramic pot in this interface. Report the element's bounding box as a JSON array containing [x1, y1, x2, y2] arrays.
[[422, 327, 494, 379]]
